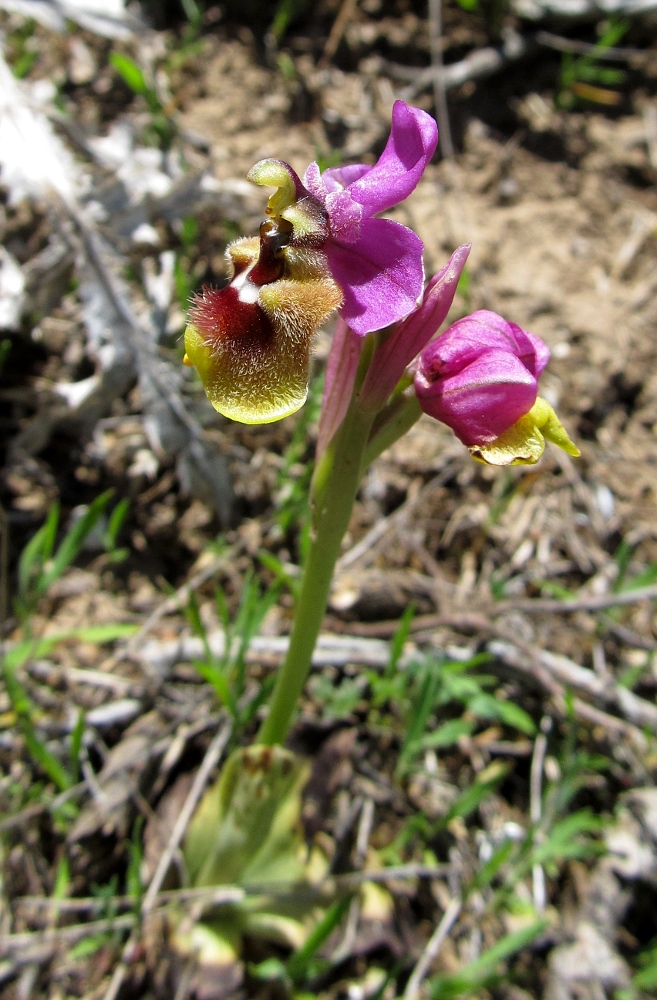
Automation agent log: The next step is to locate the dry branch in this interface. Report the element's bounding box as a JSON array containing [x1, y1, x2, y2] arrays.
[[400, 30, 536, 101]]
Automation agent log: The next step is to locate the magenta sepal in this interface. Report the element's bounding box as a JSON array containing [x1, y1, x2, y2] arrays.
[[316, 317, 364, 457]]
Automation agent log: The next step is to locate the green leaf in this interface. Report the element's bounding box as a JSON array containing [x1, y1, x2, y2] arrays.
[[258, 550, 300, 599], [444, 763, 509, 824], [430, 919, 548, 998], [22, 727, 72, 792], [109, 52, 148, 94], [104, 498, 130, 551], [422, 718, 474, 750], [18, 502, 59, 599], [620, 560, 657, 592], [285, 898, 351, 983], [73, 623, 138, 643], [270, 0, 312, 42], [387, 603, 415, 677], [614, 537, 634, 588], [192, 659, 237, 716], [3, 660, 32, 715], [250, 957, 288, 982], [53, 855, 71, 900], [4, 623, 138, 670], [127, 817, 144, 900], [184, 745, 310, 890], [531, 809, 603, 866], [468, 693, 537, 736], [179, 0, 201, 26], [472, 838, 517, 891], [39, 491, 114, 596], [633, 946, 657, 990], [397, 668, 442, 775], [70, 935, 111, 960]]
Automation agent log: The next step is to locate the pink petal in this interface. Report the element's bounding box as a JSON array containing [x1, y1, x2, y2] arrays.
[[303, 161, 328, 201], [361, 245, 470, 407], [328, 218, 424, 336], [325, 189, 362, 245], [345, 102, 438, 218]]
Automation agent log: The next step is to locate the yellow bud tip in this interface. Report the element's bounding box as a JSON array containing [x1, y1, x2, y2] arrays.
[[469, 397, 579, 467], [182, 352, 193, 366], [530, 397, 581, 458]]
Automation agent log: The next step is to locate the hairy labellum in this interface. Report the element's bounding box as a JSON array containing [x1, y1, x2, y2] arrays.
[[184, 163, 342, 424]]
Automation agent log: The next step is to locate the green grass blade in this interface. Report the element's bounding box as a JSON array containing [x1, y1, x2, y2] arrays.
[[430, 919, 548, 998], [109, 51, 148, 95], [39, 491, 113, 596]]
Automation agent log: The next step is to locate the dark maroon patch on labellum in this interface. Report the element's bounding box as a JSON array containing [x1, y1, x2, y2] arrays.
[[189, 285, 275, 354]]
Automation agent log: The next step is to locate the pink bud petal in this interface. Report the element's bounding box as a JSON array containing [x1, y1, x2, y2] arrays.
[[415, 311, 550, 446]]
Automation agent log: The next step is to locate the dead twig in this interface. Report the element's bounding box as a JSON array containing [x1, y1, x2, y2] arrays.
[[320, 0, 359, 67], [143, 720, 232, 914], [14, 886, 246, 920], [335, 863, 450, 889], [333, 798, 376, 961], [536, 30, 653, 61], [530, 718, 551, 912], [644, 105, 657, 171], [494, 582, 657, 616], [401, 30, 535, 101], [428, 0, 454, 160], [490, 639, 657, 734], [14, 865, 449, 929], [404, 897, 462, 1000], [0, 914, 136, 960], [131, 618, 657, 738], [343, 582, 657, 626]]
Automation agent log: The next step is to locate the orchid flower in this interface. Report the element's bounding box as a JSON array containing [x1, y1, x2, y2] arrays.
[[414, 310, 579, 465], [183, 102, 437, 424]]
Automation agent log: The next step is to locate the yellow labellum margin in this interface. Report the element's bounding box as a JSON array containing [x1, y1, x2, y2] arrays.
[[470, 397, 581, 466], [183, 161, 342, 425]]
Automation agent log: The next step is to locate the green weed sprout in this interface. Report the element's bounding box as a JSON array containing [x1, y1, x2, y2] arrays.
[[557, 18, 629, 108], [109, 51, 175, 148]]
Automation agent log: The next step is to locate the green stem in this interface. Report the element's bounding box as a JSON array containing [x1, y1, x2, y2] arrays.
[[362, 391, 422, 469], [256, 403, 374, 746]]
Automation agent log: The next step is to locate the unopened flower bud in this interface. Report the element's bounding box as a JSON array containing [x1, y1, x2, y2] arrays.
[[414, 310, 578, 465]]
